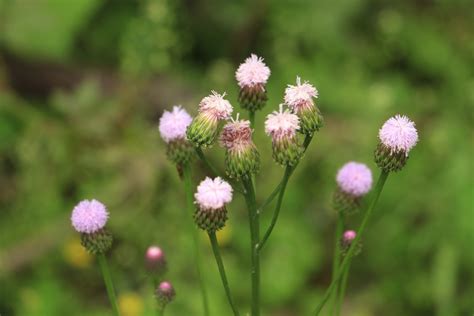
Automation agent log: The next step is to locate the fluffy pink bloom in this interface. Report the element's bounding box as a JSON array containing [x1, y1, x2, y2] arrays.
[[220, 115, 252, 151], [159, 106, 192, 143], [265, 105, 300, 140], [379, 115, 418, 155], [146, 246, 164, 262], [343, 230, 357, 242], [235, 54, 270, 88], [284, 76, 318, 111], [199, 91, 233, 120], [195, 177, 233, 210], [336, 162, 373, 196], [71, 199, 109, 233]]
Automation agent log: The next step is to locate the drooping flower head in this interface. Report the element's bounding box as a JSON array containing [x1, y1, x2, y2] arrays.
[[379, 115, 418, 155], [198, 91, 233, 121], [156, 281, 175, 306], [236, 54, 271, 88], [265, 104, 300, 140], [71, 199, 109, 234], [158, 106, 192, 143], [284, 76, 318, 111], [336, 162, 373, 197], [194, 177, 233, 210]]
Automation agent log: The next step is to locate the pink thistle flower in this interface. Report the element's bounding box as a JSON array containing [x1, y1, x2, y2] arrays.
[[379, 115, 418, 156], [336, 162, 373, 197], [145, 246, 166, 273], [265, 104, 300, 140], [220, 115, 253, 152], [343, 230, 357, 243], [194, 177, 233, 210], [284, 76, 318, 112], [71, 199, 109, 234], [235, 54, 270, 88], [158, 106, 192, 143], [198, 91, 233, 121]]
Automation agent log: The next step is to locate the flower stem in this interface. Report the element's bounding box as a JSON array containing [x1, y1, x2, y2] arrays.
[[329, 212, 345, 316], [183, 163, 210, 316], [208, 232, 241, 316], [312, 171, 389, 315], [257, 166, 291, 251], [97, 254, 121, 316], [242, 177, 260, 316], [249, 110, 255, 128], [335, 258, 352, 316]]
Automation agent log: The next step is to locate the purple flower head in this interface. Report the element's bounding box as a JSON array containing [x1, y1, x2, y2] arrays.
[[71, 199, 109, 233], [235, 54, 270, 88], [343, 230, 357, 242], [156, 281, 176, 305], [198, 91, 233, 121], [379, 115, 418, 155], [158, 106, 192, 143], [146, 246, 164, 263], [265, 104, 300, 140], [284, 76, 318, 111], [336, 162, 373, 197], [194, 177, 233, 210]]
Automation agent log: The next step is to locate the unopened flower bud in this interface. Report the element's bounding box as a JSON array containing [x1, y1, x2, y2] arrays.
[[340, 230, 361, 256], [220, 116, 260, 178], [159, 106, 194, 165], [193, 177, 233, 233], [333, 162, 373, 215], [375, 115, 419, 172], [236, 54, 271, 112], [284, 76, 323, 135], [145, 246, 167, 276], [265, 105, 303, 166], [71, 199, 113, 254], [186, 91, 233, 147], [155, 281, 175, 307]]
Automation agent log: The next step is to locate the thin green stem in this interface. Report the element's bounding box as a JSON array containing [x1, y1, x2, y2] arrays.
[[183, 163, 210, 316], [329, 212, 345, 316], [97, 254, 120, 316], [208, 232, 241, 316], [256, 134, 313, 215], [313, 171, 389, 315], [257, 166, 291, 251], [242, 177, 260, 316], [249, 110, 256, 128], [335, 258, 352, 316]]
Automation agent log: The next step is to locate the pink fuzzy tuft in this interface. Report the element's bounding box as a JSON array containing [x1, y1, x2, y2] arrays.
[[159, 106, 192, 143], [194, 177, 233, 210], [235, 54, 270, 88], [71, 199, 109, 233], [379, 115, 418, 155], [336, 162, 373, 196], [265, 105, 300, 140]]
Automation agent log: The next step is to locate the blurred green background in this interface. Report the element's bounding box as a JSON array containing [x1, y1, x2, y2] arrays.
[[0, 0, 473, 315]]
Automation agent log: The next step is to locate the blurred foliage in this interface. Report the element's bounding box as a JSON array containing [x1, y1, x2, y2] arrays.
[[0, 0, 473, 315]]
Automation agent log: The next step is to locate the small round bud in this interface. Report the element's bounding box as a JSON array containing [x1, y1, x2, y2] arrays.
[[375, 115, 419, 172], [284, 76, 323, 135], [340, 230, 362, 256], [194, 177, 233, 233], [187, 91, 233, 147], [159, 106, 194, 165], [236, 54, 270, 112], [220, 116, 260, 178], [145, 246, 167, 275], [155, 281, 175, 307], [265, 105, 303, 166]]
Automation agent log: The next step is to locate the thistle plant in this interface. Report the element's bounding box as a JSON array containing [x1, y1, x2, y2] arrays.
[[70, 53, 420, 316]]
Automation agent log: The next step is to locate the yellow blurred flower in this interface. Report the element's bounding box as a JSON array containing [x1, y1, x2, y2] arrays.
[[118, 292, 144, 316], [62, 237, 92, 269]]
